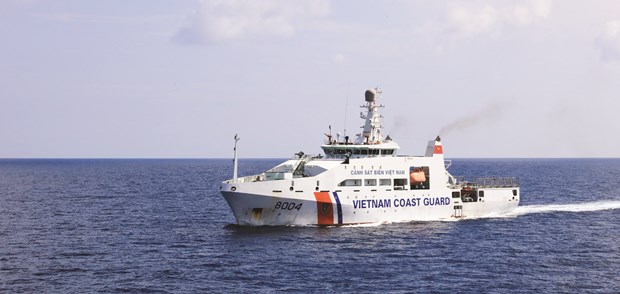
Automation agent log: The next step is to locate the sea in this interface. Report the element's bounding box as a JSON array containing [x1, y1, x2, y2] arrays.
[[1, 158, 619, 293]]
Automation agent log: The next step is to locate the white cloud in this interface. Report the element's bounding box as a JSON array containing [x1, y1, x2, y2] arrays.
[[173, 0, 331, 45], [446, 4, 498, 36], [444, 0, 552, 37], [34, 13, 177, 25], [332, 53, 345, 64], [528, 0, 552, 18], [596, 20, 620, 62]]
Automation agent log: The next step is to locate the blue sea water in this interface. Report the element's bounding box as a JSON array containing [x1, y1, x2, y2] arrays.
[[1, 158, 619, 293]]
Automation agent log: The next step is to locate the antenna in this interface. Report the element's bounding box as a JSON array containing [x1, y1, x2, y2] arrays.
[[344, 86, 349, 138], [233, 134, 240, 183]]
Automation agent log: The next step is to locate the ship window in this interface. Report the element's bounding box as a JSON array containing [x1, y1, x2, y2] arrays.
[[370, 149, 380, 155], [303, 165, 327, 177], [461, 188, 478, 202], [353, 149, 360, 155], [478, 191, 485, 197], [365, 179, 377, 186], [379, 179, 391, 186], [410, 166, 430, 190], [338, 179, 362, 187], [360, 149, 368, 155], [394, 178, 407, 190], [452, 191, 460, 198], [267, 164, 294, 173]]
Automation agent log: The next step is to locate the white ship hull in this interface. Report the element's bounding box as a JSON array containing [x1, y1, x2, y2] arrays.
[[220, 155, 520, 226], [220, 88, 520, 226], [221, 189, 519, 226]]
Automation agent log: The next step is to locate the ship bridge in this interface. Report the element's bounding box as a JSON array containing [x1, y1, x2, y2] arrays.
[[321, 141, 400, 158], [321, 87, 400, 159]]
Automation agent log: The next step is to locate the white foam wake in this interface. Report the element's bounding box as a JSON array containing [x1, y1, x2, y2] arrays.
[[319, 201, 620, 226], [500, 200, 620, 218]]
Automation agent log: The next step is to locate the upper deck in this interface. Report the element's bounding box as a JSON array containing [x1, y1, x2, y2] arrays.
[[321, 87, 401, 159]]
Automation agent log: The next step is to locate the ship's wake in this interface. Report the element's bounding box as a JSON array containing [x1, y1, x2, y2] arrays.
[[339, 201, 620, 226], [487, 200, 620, 219]]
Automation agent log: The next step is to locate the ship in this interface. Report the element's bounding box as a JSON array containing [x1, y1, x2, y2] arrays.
[[220, 88, 520, 226]]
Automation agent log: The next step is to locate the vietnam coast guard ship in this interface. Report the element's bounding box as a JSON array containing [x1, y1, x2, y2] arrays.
[[220, 88, 520, 226]]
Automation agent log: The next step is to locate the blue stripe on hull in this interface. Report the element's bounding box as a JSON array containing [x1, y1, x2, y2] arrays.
[[333, 192, 343, 224]]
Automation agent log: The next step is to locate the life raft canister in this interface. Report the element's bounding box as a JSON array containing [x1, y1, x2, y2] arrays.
[[410, 169, 426, 184]]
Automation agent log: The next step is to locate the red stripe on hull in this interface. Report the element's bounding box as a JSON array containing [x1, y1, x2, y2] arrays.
[[313, 192, 334, 225]]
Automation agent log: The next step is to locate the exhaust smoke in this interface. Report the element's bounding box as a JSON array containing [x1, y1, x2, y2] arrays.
[[438, 102, 506, 136]]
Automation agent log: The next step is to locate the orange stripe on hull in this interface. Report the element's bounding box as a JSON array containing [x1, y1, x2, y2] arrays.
[[313, 192, 334, 225]]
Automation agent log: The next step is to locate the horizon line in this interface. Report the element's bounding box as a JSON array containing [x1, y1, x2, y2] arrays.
[[1, 157, 619, 160]]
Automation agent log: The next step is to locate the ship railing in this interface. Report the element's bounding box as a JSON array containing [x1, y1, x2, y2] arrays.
[[225, 174, 265, 184], [451, 176, 519, 188]]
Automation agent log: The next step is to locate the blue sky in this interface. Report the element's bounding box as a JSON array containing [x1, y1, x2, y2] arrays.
[[2, 0, 620, 158]]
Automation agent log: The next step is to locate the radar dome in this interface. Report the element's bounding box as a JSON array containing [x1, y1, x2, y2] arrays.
[[365, 88, 377, 102]]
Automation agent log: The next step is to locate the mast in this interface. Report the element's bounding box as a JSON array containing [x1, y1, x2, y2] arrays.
[[233, 134, 240, 183], [357, 87, 385, 144]]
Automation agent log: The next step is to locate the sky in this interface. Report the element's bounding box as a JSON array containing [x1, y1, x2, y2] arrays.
[[1, 0, 620, 158]]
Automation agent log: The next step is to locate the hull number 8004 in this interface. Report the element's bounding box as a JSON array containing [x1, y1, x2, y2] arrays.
[[275, 201, 303, 211]]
